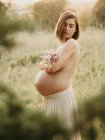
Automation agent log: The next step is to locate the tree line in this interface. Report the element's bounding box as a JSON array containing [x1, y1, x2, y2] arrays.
[[0, 0, 105, 48]]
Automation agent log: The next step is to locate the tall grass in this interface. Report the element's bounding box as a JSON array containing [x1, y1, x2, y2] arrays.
[[0, 27, 105, 139], [0, 28, 105, 105]]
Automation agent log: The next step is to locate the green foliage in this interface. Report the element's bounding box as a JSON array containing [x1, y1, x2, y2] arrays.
[[78, 85, 105, 140], [0, 15, 36, 48], [1, 82, 105, 140], [32, 0, 68, 30], [0, 82, 69, 140], [92, 0, 105, 27]]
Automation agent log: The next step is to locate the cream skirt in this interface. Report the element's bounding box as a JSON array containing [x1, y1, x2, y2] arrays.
[[41, 86, 81, 140]]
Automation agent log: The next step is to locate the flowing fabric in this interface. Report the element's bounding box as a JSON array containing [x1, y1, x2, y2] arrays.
[[41, 86, 81, 140]]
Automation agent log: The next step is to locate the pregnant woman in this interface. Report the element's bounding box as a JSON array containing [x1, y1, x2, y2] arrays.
[[35, 11, 81, 140]]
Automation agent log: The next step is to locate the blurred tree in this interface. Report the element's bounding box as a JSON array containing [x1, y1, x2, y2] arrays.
[[79, 7, 93, 29], [0, 15, 36, 48], [0, 1, 7, 15], [0, 1, 36, 48], [32, 0, 69, 30], [92, 0, 105, 27]]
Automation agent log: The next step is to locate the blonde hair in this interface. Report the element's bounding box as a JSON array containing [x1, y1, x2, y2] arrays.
[[55, 11, 80, 42]]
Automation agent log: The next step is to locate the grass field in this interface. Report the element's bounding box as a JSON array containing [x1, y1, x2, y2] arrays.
[[0, 27, 105, 139]]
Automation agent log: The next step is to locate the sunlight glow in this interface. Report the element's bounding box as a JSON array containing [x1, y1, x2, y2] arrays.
[[13, 0, 39, 4], [1, 0, 96, 4], [71, 0, 96, 3], [1, 0, 39, 4]]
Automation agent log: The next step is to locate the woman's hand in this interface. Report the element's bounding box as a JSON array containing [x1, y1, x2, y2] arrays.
[[39, 61, 45, 70], [39, 60, 53, 72]]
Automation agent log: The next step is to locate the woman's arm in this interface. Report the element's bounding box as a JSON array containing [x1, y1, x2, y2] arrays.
[[44, 39, 79, 73]]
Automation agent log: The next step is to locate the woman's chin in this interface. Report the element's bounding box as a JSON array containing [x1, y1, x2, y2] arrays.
[[64, 35, 71, 39], [65, 36, 71, 41]]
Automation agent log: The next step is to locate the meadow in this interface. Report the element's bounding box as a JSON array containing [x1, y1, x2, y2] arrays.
[[0, 27, 105, 139]]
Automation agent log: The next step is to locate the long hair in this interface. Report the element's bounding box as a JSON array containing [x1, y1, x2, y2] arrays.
[[55, 11, 80, 42]]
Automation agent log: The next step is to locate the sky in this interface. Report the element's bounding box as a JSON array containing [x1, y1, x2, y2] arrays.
[[2, 0, 96, 4]]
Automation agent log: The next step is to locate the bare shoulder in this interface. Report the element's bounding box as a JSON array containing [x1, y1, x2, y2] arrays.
[[65, 38, 79, 47], [63, 38, 79, 53]]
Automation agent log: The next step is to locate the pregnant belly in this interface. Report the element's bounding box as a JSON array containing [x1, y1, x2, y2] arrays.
[[34, 70, 70, 96]]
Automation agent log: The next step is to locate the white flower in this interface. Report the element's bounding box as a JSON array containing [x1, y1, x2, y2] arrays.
[[39, 49, 59, 70]]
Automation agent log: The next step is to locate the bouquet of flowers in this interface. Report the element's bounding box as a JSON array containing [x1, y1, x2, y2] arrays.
[[39, 49, 59, 70]]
